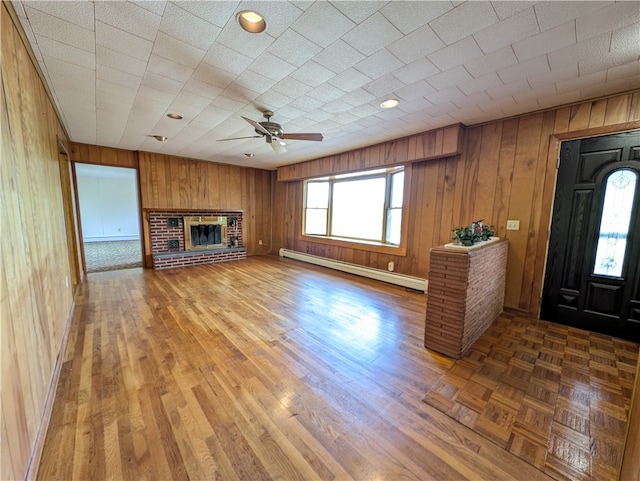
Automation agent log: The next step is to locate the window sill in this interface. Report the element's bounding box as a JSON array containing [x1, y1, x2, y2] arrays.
[[300, 234, 407, 256]]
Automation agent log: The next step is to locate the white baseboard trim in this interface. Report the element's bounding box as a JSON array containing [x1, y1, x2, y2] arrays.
[[279, 248, 427, 292]]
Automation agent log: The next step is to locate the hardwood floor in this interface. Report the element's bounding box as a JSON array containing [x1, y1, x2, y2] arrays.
[[39, 256, 608, 480]]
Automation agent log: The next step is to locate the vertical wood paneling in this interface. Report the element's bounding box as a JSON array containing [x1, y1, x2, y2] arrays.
[[473, 123, 502, 221], [430, 160, 448, 248], [439, 154, 460, 246], [408, 162, 433, 275], [604, 95, 631, 124], [568, 102, 592, 131], [277, 125, 463, 181], [68, 147, 273, 261], [458, 125, 481, 223], [503, 114, 544, 307], [272, 91, 640, 313], [521, 111, 556, 312], [1, 4, 74, 480], [629, 92, 640, 121], [69, 143, 138, 168], [553, 106, 572, 135], [135, 152, 272, 256], [588, 99, 608, 127]]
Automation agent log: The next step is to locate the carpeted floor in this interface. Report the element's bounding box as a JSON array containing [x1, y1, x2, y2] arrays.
[[422, 314, 639, 481], [84, 240, 142, 273]]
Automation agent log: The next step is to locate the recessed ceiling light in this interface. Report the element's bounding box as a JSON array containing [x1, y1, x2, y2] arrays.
[[153, 135, 168, 142], [167, 113, 183, 120], [237, 10, 266, 33], [380, 99, 399, 109]]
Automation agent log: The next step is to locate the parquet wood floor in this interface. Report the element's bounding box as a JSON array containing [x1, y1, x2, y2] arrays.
[[423, 314, 639, 481], [36, 256, 635, 480]]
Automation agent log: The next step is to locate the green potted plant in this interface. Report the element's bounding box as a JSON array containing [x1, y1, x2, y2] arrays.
[[451, 220, 495, 246]]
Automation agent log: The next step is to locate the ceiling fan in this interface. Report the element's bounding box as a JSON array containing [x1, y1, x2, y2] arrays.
[[218, 110, 323, 154]]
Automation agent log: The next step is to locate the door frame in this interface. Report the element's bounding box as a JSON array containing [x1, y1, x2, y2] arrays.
[[537, 121, 640, 319], [71, 161, 144, 274]]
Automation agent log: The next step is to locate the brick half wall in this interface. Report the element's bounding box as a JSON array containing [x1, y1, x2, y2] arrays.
[[424, 239, 508, 358]]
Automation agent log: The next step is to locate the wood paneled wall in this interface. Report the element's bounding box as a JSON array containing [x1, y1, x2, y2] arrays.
[[137, 152, 272, 262], [272, 91, 640, 314], [69, 143, 139, 169], [68, 145, 274, 265], [1, 4, 74, 480], [277, 124, 463, 181]]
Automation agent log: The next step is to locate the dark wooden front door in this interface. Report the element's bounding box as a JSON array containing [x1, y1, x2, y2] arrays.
[[541, 131, 640, 341]]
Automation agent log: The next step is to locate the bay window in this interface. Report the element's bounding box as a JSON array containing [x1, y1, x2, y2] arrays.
[[303, 166, 405, 247]]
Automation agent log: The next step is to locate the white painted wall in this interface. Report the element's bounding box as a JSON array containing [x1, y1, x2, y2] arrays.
[[76, 163, 140, 242]]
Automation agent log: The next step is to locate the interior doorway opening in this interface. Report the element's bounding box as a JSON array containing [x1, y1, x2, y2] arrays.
[[75, 163, 142, 273]]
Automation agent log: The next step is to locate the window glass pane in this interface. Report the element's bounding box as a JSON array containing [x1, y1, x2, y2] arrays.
[[386, 209, 402, 245], [390, 172, 404, 208], [305, 209, 327, 235], [331, 178, 385, 240], [306, 182, 329, 208], [593, 169, 637, 277], [335, 168, 386, 179]]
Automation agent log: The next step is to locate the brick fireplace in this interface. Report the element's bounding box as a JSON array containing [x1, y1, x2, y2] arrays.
[[149, 211, 246, 269]]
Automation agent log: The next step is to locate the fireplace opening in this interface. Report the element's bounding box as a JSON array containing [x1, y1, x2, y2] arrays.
[[191, 224, 222, 246], [184, 216, 227, 250]]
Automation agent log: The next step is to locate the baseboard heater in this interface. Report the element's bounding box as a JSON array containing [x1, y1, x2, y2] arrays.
[[279, 248, 427, 292]]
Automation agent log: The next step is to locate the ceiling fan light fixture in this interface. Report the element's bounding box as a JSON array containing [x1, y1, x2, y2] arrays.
[[153, 135, 168, 142], [238, 10, 266, 33], [167, 113, 183, 120], [380, 99, 399, 109]]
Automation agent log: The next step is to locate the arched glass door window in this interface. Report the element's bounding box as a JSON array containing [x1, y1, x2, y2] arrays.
[[593, 169, 637, 277]]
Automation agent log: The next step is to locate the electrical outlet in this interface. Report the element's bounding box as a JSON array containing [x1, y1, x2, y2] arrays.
[[259, 239, 263, 245], [506, 220, 520, 231], [388, 261, 394, 272]]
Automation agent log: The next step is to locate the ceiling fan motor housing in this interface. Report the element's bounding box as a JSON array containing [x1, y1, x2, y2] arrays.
[[257, 121, 283, 137]]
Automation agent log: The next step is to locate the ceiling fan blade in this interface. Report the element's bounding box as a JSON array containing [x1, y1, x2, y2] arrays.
[[280, 133, 324, 141], [217, 135, 262, 141], [241, 116, 270, 136]]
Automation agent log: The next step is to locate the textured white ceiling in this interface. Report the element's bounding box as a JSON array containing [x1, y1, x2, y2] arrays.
[[12, 1, 640, 170]]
